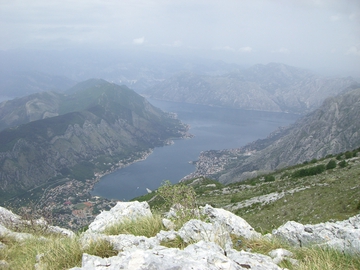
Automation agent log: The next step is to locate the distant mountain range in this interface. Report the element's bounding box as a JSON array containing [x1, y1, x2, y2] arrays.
[[143, 63, 357, 114], [0, 49, 242, 98], [0, 79, 187, 202], [187, 85, 360, 184], [0, 70, 76, 99]]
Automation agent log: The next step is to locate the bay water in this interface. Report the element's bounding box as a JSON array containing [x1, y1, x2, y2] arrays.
[[91, 100, 299, 201]]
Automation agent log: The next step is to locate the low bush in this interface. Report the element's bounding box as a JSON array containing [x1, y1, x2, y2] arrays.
[[339, 160, 347, 168], [292, 164, 325, 178], [326, 160, 336, 170], [264, 175, 276, 182]]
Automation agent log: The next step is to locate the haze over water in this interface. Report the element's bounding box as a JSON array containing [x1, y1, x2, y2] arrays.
[[91, 100, 299, 201]]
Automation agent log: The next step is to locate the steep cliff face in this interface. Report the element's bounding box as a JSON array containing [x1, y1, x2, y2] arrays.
[[190, 86, 360, 184], [0, 91, 63, 131], [144, 63, 357, 114], [0, 79, 187, 199]]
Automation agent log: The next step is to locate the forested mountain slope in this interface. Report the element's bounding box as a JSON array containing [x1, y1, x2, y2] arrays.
[[0, 79, 187, 201]]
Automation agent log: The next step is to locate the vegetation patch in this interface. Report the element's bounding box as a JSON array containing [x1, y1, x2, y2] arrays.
[[103, 214, 165, 238], [232, 236, 360, 270], [0, 235, 116, 270]]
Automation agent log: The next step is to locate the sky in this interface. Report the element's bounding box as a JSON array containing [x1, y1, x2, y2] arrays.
[[0, 0, 359, 76]]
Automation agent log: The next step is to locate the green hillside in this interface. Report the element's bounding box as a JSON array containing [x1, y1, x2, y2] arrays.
[[134, 148, 360, 233]]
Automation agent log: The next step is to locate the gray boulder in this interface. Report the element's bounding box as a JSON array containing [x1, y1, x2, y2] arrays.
[[227, 249, 283, 270], [201, 204, 261, 239], [272, 214, 360, 253], [71, 240, 281, 270], [87, 201, 152, 233], [268, 248, 298, 266], [75, 203, 283, 270], [0, 206, 22, 227], [178, 219, 233, 251], [0, 206, 75, 238], [0, 224, 33, 241]]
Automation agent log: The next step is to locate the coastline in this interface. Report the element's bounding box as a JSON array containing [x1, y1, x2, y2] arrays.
[[89, 133, 193, 194], [91, 149, 154, 191]]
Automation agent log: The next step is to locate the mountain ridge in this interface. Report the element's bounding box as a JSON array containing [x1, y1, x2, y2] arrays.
[[143, 62, 357, 114], [184, 85, 360, 184], [0, 79, 188, 202]]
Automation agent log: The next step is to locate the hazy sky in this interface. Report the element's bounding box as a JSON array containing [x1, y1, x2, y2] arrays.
[[1, 0, 359, 76]]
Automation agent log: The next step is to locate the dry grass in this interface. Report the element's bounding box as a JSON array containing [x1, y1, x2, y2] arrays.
[[232, 236, 360, 270], [103, 213, 165, 238], [296, 247, 360, 270], [0, 234, 116, 269]]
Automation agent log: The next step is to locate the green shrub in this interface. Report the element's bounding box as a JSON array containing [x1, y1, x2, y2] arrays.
[[326, 160, 337, 170], [339, 160, 347, 168], [264, 175, 275, 182], [336, 154, 343, 160], [292, 164, 326, 178], [230, 195, 241, 203], [157, 180, 197, 211], [156, 180, 199, 226], [345, 151, 353, 159]]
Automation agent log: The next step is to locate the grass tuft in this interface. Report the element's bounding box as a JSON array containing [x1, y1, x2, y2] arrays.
[[0, 234, 117, 269], [296, 247, 360, 270], [160, 235, 189, 249], [231, 236, 360, 270], [103, 214, 165, 237]]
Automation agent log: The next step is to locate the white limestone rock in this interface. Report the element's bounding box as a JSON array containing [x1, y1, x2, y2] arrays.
[[227, 249, 283, 270], [272, 214, 360, 253], [268, 248, 293, 259], [71, 241, 282, 270], [29, 217, 75, 237], [162, 218, 176, 230], [0, 260, 9, 269], [0, 206, 74, 238], [201, 204, 261, 239], [0, 206, 22, 227], [0, 224, 33, 241], [87, 201, 152, 233], [178, 219, 233, 251], [268, 248, 298, 265], [155, 230, 178, 242], [46, 224, 76, 237], [106, 234, 159, 251], [81, 232, 161, 252]]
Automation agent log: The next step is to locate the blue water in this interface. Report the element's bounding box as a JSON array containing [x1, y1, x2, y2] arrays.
[[91, 100, 299, 201]]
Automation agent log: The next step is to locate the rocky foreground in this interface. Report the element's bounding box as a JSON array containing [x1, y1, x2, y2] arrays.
[[1, 202, 359, 269]]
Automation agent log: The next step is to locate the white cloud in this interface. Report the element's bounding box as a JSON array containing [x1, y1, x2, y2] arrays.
[[0, 0, 359, 76], [330, 15, 340, 21], [133, 37, 145, 45], [272, 47, 290, 54], [212, 46, 236, 52], [171, 40, 182, 47], [346, 45, 360, 56], [239, 46, 253, 53]]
